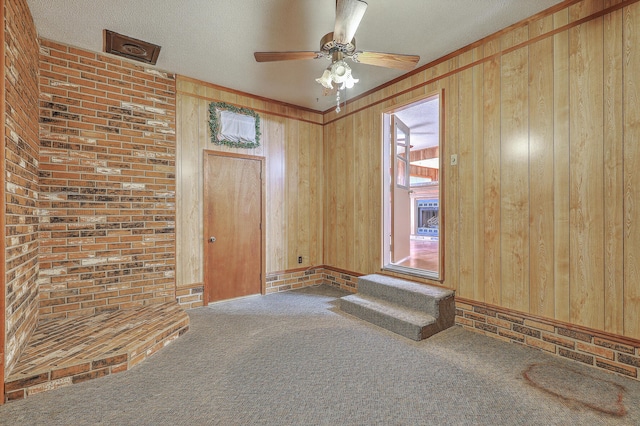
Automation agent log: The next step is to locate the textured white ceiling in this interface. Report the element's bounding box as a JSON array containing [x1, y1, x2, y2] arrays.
[[396, 98, 440, 150], [26, 0, 563, 112]]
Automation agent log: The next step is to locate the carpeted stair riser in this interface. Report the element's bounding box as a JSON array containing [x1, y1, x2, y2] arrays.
[[340, 295, 436, 341], [340, 274, 455, 341], [357, 274, 453, 316]]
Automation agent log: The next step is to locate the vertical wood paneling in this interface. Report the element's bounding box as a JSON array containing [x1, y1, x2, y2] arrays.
[[176, 93, 203, 286], [173, 0, 640, 342], [500, 41, 530, 312], [344, 114, 355, 270], [368, 105, 383, 273], [176, 78, 323, 282], [309, 123, 323, 266], [265, 116, 286, 272], [623, 1, 640, 337], [297, 121, 310, 267], [569, 0, 605, 22], [457, 51, 474, 298], [483, 39, 502, 306], [286, 118, 299, 269], [410, 70, 428, 99], [472, 58, 485, 301], [603, 6, 624, 334], [354, 110, 369, 273], [569, 16, 605, 329], [334, 118, 347, 270], [553, 8, 571, 323], [528, 16, 555, 318], [445, 58, 460, 292], [324, 121, 337, 267]]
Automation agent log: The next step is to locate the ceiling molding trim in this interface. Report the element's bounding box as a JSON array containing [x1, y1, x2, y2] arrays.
[[322, 0, 639, 122]]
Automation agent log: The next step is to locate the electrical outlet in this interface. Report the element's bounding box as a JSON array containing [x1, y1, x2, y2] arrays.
[[450, 154, 458, 166], [298, 256, 303, 264]]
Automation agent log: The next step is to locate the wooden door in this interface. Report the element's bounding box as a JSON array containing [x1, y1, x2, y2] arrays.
[[392, 115, 411, 263], [203, 152, 264, 303]]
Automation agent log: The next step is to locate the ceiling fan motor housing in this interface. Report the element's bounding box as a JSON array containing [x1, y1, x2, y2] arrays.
[[320, 32, 356, 57]]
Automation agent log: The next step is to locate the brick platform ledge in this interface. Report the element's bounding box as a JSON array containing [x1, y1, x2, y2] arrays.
[[4, 301, 189, 402]]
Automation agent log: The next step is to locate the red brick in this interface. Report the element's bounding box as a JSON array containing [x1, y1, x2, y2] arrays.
[[5, 0, 41, 375], [559, 348, 594, 365], [542, 332, 576, 349], [618, 353, 640, 368], [5, 389, 26, 402], [526, 336, 556, 353], [41, 38, 69, 52], [111, 363, 129, 374], [92, 354, 128, 369], [51, 363, 91, 379], [596, 358, 638, 378], [557, 327, 593, 343], [498, 329, 525, 343], [593, 337, 636, 355], [5, 373, 50, 392], [72, 368, 110, 384], [576, 341, 615, 360]]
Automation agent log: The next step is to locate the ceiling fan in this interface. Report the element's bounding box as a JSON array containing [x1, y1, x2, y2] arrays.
[[254, 0, 420, 112]]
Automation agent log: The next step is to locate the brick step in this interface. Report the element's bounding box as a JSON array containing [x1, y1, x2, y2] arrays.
[[4, 302, 189, 402], [339, 274, 455, 341]]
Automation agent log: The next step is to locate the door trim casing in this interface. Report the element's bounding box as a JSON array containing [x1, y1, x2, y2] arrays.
[[381, 90, 445, 283], [203, 150, 266, 303]]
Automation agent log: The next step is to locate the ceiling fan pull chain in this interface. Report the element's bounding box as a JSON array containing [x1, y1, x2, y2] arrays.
[[336, 89, 341, 113]]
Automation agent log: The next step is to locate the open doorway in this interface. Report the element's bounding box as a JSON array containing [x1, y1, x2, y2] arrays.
[[382, 92, 442, 279]]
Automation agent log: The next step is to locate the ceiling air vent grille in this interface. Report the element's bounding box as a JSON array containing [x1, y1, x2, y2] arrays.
[[103, 29, 161, 65]]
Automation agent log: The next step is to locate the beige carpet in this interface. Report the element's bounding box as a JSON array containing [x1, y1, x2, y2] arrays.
[[1, 284, 639, 425], [523, 362, 627, 417]]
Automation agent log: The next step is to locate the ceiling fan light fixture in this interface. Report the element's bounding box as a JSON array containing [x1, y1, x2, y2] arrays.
[[254, 1, 420, 112], [331, 60, 349, 81], [343, 74, 358, 89], [315, 68, 334, 89], [316, 59, 358, 91], [330, 60, 351, 83]]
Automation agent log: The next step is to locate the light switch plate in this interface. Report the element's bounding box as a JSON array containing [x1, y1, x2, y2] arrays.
[[450, 154, 458, 166]]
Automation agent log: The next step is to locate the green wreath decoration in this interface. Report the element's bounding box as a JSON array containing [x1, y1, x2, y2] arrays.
[[208, 102, 261, 149]]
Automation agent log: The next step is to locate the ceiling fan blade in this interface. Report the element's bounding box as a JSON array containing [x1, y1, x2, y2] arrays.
[[333, 0, 368, 45], [353, 51, 420, 71], [254, 51, 320, 62]]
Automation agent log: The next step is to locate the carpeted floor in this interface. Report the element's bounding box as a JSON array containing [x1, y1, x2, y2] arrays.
[[1, 284, 639, 425]]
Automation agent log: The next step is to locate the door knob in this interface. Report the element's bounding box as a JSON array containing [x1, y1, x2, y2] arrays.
[[209, 236, 216, 243]]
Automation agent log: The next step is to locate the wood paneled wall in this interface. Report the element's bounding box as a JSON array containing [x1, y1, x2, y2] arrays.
[[323, 0, 640, 340], [176, 77, 323, 289]]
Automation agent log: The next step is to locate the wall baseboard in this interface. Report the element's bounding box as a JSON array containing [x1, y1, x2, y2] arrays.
[[178, 270, 640, 383], [178, 266, 360, 308]]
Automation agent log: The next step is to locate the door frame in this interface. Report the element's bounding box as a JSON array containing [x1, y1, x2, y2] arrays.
[[381, 90, 445, 282], [202, 150, 266, 303], [391, 115, 412, 263]]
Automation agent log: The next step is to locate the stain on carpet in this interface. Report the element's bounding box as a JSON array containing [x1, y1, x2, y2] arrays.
[[523, 362, 627, 417]]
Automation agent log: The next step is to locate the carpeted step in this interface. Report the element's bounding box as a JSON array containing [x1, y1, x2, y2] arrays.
[[357, 274, 454, 317], [340, 294, 441, 341], [339, 274, 456, 341]]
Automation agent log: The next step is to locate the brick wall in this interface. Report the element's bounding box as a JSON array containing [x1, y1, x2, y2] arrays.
[[456, 300, 640, 381], [4, 0, 41, 374], [176, 266, 356, 309], [37, 39, 177, 321], [266, 268, 326, 294]]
